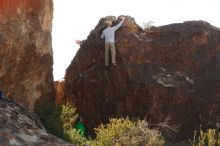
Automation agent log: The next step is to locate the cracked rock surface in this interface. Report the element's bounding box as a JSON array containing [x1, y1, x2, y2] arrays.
[[0, 0, 54, 111], [0, 98, 74, 146]]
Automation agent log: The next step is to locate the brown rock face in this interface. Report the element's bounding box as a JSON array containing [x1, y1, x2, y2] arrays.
[[0, 0, 54, 111], [54, 80, 65, 105], [65, 16, 220, 141]]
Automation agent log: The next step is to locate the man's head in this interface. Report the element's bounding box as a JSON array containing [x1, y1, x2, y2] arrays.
[[105, 20, 112, 27]]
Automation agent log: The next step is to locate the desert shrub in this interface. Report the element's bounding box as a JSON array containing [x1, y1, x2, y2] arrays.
[[90, 117, 165, 146], [60, 103, 89, 145], [90, 118, 133, 146], [117, 120, 165, 146], [60, 103, 78, 133], [192, 129, 220, 146], [143, 21, 154, 30], [67, 128, 89, 146]]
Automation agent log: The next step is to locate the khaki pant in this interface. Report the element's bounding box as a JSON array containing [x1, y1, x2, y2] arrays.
[[105, 43, 116, 66]]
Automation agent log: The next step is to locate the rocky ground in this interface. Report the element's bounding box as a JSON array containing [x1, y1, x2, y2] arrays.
[[0, 97, 74, 145]]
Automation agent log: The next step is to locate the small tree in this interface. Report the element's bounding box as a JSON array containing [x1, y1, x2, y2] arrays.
[[60, 103, 78, 133], [143, 21, 154, 30], [60, 103, 90, 145], [35, 103, 63, 138]]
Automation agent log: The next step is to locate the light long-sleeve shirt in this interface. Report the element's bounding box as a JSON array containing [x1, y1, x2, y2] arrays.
[[101, 20, 124, 43]]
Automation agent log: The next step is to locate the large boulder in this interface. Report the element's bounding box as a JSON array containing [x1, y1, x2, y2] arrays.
[[0, 97, 74, 145], [64, 16, 220, 141], [0, 0, 54, 111]]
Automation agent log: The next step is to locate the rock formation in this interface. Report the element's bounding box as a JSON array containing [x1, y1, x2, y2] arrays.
[[65, 16, 220, 141], [0, 97, 74, 146], [0, 0, 54, 111], [54, 80, 65, 105]]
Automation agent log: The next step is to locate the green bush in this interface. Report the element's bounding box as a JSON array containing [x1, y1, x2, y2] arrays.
[[37, 104, 166, 146], [192, 129, 220, 146], [91, 118, 133, 146], [36, 103, 88, 145], [117, 120, 165, 146], [67, 128, 89, 146], [60, 103, 89, 145], [90, 117, 165, 146], [35, 103, 63, 138], [60, 103, 78, 134]]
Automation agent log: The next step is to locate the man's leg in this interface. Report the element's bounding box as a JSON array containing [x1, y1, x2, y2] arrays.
[[105, 43, 110, 67], [110, 43, 116, 66]]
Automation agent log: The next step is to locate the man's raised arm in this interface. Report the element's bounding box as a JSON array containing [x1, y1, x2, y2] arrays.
[[112, 17, 125, 31]]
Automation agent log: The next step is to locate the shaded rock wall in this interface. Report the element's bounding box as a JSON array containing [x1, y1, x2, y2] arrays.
[[65, 16, 220, 141], [0, 0, 54, 111]]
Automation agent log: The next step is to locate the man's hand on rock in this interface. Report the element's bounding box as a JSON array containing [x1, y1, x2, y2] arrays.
[[75, 40, 81, 45]]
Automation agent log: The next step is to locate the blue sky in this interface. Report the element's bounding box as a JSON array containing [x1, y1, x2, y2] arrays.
[[52, 0, 220, 80]]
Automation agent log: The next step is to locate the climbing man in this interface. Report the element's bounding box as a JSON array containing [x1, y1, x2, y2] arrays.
[[74, 116, 86, 137], [101, 16, 126, 68]]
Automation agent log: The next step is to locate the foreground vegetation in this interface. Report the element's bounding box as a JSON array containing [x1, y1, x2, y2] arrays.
[[192, 129, 220, 146], [36, 103, 220, 146]]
